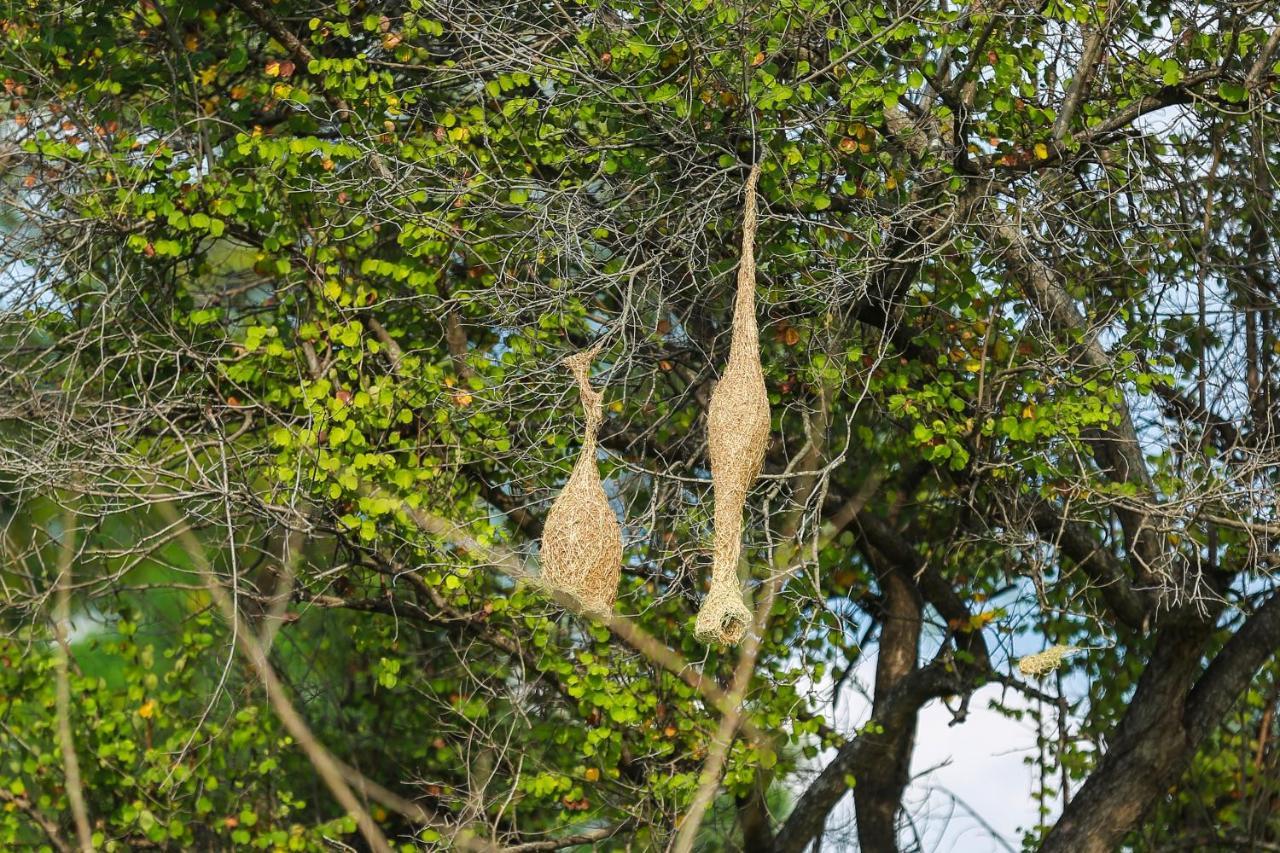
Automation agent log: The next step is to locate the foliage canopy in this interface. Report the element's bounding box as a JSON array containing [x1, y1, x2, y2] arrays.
[[1, 0, 1279, 850]]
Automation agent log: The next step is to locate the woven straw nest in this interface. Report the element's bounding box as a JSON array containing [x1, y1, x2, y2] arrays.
[[694, 163, 768, 646], [1017, 645, 1080, 677], [539, 347, 622, 615]]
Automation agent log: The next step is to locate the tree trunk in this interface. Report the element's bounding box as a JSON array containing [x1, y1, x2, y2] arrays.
[[852, 567, 923, 853], [1039, 622, 1211, 853]]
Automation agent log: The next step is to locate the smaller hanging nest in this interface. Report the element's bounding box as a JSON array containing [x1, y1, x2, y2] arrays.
[[1017, 645, 1080, 677], [695, 163, 768, 646], [539, 347, 622, 615]]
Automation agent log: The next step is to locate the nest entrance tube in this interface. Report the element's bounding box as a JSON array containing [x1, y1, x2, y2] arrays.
[[539, 347, 623, 615], [694, 163, 768, 646]]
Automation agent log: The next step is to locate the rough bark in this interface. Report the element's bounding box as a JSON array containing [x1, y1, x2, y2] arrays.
[[1041, 590, 1280, 853], [1039, 621, 1212, 853], [736, 782, 776, 853], [777, 513, 991, 853], [776, 662, 969, 853], [851, 563, 923, 853], [1029, 502, 1150, 630]]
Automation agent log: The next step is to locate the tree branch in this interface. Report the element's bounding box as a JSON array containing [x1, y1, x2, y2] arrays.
[[856, 512, 990, 667], [977, 210, 1166, 585], [1051, 10, 1111, 141], [0, 788, 71, 853], [1040, 618, 1217, 853], [397, 498, 771, 743], [229, 0, 349, 122], [52, 504, 92, 853], [777, 660, 977, 853], [1029, 502, 1149, 630], [156, 503, 398, 853], [851, 546, 923, 852], [499, 821, 630, 851], [1187, 590, 1280, 741]]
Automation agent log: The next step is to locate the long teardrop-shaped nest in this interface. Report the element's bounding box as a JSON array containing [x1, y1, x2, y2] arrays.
[[539, 347, 623, 615], [695, 163, 769, 646]]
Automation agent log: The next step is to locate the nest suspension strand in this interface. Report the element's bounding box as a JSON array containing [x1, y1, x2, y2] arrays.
[[539, 347, 623, 615], [694, 163, 769, 646]]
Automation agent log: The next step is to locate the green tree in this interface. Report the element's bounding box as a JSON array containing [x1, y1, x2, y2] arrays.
[[1, 1, 1279, 851]]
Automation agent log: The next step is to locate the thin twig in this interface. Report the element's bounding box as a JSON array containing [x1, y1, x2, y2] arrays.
[[500, 821, 631, 851], [52, 502, 93, 853], [0, 788, 71, 853], [154, 502, 397, 853]]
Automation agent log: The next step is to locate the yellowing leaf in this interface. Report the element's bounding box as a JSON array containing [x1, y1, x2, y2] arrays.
[[968, 611, 997, 629], [139, 699, 156, 719]]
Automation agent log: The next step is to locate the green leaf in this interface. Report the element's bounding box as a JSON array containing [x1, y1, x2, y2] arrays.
[[1218, 81, 1247, 102]]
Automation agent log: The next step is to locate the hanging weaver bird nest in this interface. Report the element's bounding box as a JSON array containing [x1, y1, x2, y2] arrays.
[[539, 347, 623, 615], [694, 163, 768, 646], [1017, 645, 1080, 677]]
